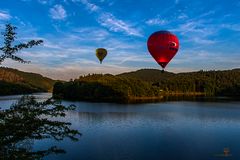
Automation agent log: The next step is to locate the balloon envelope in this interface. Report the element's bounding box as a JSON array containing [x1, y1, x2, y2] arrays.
[[96, 48, 107, 64], [147, 31, 179, 69]]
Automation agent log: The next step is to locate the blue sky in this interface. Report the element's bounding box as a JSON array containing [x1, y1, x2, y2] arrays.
[[0, 0, 239, 80]]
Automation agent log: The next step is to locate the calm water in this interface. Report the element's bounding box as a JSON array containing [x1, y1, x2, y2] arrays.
[[1, 93, 240, 160]]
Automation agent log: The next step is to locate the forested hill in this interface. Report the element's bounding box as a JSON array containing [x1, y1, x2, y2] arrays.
[[118, 68, 240, 96], [118, 69, 175, 82], [53, 68, 240, 102], [0, 67, 56, 95], [1, 67, 238, 98], [118, 68, 240, 83]]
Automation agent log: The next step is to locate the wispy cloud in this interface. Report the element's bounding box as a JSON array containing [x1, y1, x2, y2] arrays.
[[174, 20, 213, 36], [2, 0, 239, 78], [38, 0, 48, 5], [167, 48, 240, 73], [97, 13, 142, 37], [221, 24, 240, 32], [191, 37, 216, 45], [0, 10, 11, 20], [0, 23, 147, 80], [49, 4, 67, 20], [108, 53, 152, 65], [171, 20, 217, 45], [73, 27, 109, 41], [146, 17, 168, 26], [178, 13, 188, 20], [2, 58, 138, 80], [80, 0, 99, 12], [74, 0, 142, 37]]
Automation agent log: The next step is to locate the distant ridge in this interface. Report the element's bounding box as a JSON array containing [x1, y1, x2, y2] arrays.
[[0, 67, 56, 95], [118, 68, 240, 82], [232, 68, 240, 71], [118, 69, 175, 82], [53, 68, 240, 102], [1, 67, 239, 97]]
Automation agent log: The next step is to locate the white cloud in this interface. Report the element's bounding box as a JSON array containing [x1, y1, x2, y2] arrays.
[[166, 48, 240, 72], [0, 24, 147, 80], [174, 21, 209, 35], [38, 0, 55, 5], [178, 13, 188, 20], [171, 20, 217, 45], [74, 0, 142, 37], [108, 54, 152, 65], [49, 4, 67, 20], [38, 0, 48, 4], [221, 24, 240, 32], [0, 11, 11, 20], [191, 37, 216, 45], [98, 13, 142, 37], [73, 27, 109, 41], [1, 58, 138, 80], [198, 10, 215, 18], [80, 0, 99, 12], [146, 18, 168, 26], [20, 51, 68, 58]]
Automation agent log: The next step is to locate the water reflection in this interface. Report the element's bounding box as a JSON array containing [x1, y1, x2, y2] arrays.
[[1, 94, 240, 160], [0, 95, 80, 159], [55, 100, 240, 160], [63, 100, 240, 123]]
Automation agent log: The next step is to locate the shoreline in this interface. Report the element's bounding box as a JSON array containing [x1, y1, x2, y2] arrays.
[[53, 94, 240, 104], [0, 92, 239, 103]]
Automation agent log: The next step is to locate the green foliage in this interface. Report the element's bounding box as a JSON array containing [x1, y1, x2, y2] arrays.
[[53, 69, 240, 102], [0, 96, 81, 159], [118, 69, 175, 83], [0, 67, 56, 95], [0, 80, 43, 96], [120, 69, 240, 96], [0, 23, 43, 64], [53, 74, 162, 102]]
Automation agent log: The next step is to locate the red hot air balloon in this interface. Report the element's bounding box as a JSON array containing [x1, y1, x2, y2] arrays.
[[147, 31, 179, 70]]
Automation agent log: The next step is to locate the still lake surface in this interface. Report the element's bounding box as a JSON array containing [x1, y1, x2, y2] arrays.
[[1, 93, 240, 160]]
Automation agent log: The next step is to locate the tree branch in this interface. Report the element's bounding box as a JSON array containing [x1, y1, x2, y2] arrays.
[[0, 23, 43, 64]]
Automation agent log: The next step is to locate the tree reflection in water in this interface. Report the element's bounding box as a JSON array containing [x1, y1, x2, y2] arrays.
[[0, 96, 81, 159]]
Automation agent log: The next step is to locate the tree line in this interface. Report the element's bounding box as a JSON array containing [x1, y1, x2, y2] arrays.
[[157, 70, 240, 96], [53, 74, 162, 102], [0, 23, 79, 159], [0, 67, 56, 95], [53, 69, 240, 102]]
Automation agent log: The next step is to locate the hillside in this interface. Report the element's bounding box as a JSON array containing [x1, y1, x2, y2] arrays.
[[0, 67, 56, 95], [53, 74, 161, 102], [118, 69, 175, 82], [53, 68, 240, 102], [118, 68, 240, 96], [1, 67, 238, 99]]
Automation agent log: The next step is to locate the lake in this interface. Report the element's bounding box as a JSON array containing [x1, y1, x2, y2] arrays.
[[1, 93, 240, 160]]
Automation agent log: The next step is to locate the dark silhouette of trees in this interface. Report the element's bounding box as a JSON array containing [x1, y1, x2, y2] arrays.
[[53, 69, 240, 103], [0, 80, 43, 96], [0, 23, 43, 64], [0, 96, 81, 159], [53, 74, 162, 102], [0, 24, 80, 159], [0, 67, 56, 95], [0, 24, 52, 96]]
